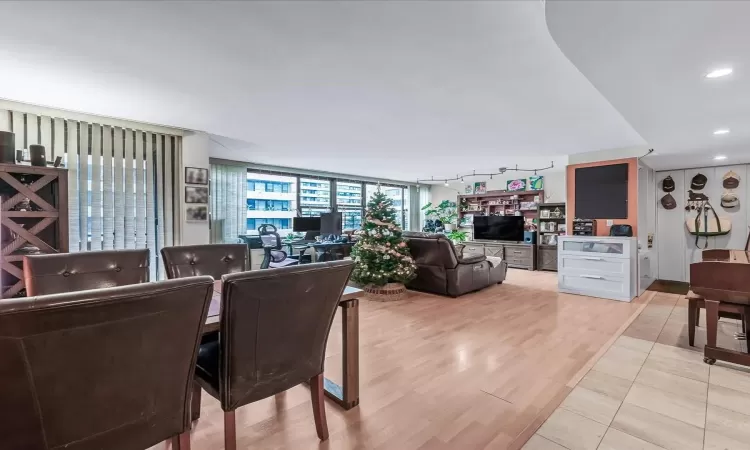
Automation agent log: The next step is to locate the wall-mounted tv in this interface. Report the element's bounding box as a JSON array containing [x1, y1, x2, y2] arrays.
[[575, 164, 628, 219], [473, 215, 524, 241]]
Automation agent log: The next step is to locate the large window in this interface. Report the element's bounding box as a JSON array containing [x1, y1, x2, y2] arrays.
[[299, 177, 330, 217], [243, 169, 410, 234], [245, 173, 297, 236], [337, 181, 363, 229]]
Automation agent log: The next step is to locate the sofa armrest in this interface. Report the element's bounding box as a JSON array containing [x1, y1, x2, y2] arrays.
[[458, 254, 486, 265]]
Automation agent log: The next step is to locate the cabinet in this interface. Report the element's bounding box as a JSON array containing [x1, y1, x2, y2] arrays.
[[462, 241, 535, 270], [557, 236, 637, 302]]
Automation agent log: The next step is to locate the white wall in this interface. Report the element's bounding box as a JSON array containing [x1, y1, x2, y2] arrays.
[[180, 131, 211, 245], [426, 171, 567, 207], [656, 164, 748, 282]]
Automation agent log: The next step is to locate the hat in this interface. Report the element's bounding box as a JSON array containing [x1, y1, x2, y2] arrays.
[[662, 176, 675, 192], [660, 193, 677, 210], [721, 192, 739, 208], [691, 173, 707, 190], [687, 190, 708, 202], [723, 171, 740, 189]]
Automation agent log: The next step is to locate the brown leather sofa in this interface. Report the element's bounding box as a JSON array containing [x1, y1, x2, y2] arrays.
[[404, 232, 507, 297], [0, 276, 214, 450], [23, 249, 150, 296], [195, 260, 355, 447]]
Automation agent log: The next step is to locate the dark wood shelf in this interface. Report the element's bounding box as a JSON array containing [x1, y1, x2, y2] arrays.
[[1, 163, 68, 298]]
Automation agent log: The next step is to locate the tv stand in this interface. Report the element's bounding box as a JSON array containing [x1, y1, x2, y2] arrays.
[[462, 240, 536, 271]]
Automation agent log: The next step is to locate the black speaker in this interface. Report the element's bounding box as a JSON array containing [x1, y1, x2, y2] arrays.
[[29, 144, 46, 167], [0, 131, 15, 164]]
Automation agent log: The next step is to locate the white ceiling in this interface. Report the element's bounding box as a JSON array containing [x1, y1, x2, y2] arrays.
[[546, 0, 750, 171], [0, 0, 644, 182]]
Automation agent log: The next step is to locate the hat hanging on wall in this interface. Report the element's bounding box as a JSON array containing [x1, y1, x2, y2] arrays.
[[662, 176, 675, 192], [721, 191, 739, 208], [691, 173, 707, 190], [723, 171, 740, 189], [660, 193, 677, 210]]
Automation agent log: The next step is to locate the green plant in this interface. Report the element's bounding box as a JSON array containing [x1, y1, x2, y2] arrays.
[[421, 200, 458, 225], [446, 230, 468, 243]]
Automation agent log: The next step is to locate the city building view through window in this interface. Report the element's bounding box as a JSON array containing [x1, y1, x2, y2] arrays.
[[245, 170, 408, 236]]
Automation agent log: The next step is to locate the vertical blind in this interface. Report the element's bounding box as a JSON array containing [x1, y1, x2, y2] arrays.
[[0, 109, 181, 280], [210, 164, 246, 243]]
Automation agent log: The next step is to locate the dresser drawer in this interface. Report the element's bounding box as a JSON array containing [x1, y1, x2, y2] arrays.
[[504, 246, 533, 259], [463, 244, 485, 256], [559, 273, 629, 300], [506, 256, 533, 268], [559, 255, 628, 276], [560, 239, 630, 259]]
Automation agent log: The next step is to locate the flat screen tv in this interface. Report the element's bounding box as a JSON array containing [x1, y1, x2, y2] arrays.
[[293, 217, 321, 232], [575, 164, 628, 219], [320, 212, 343, 235], [473, 216, 525, 241]]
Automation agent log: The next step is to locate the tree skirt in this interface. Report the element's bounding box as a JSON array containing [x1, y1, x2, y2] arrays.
[[362, 283, 407, 302]]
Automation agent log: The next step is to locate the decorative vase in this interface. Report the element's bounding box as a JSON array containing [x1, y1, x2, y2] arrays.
[[363, 282, 407, 302]]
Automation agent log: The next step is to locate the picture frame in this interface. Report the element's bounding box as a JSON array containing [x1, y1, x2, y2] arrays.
[[559, 224, 567, 234], [185, 205, 208, 222], [464, 184, 474, 194], [540, 209, 551, 219], [185, 186, 209, 204], [506, 179, 526, 191], [529, 175, 544, 191], [474, 181, 487, 194], [185, 167, 209, 185]]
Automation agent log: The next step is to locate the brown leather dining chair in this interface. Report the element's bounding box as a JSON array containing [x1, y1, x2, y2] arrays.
[[23, 249, 150, 296], [0, 276, 214, 450], [195, 260, 355, 449], [160, 244, 248, 280]]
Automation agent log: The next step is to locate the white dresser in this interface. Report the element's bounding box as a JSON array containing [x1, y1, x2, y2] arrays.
[[557, 236, 637, 302]]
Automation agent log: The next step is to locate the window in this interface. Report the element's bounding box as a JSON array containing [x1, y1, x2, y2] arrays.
[[337, 181, 363, 229], [246, 172, 297, 236], [300, 177, 331, 217]]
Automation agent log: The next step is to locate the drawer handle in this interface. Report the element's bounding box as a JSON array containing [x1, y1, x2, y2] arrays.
[[512, 251, 522, 254], [582, 256, 603, 261], [580, 274, 604, 280]]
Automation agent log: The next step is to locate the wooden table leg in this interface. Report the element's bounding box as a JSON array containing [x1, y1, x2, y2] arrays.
[[323, 298, 360, 410], [704, 299, 719, 364], [688, 298, 697, 347]]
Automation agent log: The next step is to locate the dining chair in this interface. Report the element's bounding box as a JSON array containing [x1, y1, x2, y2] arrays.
[[195, 260, 355, 448], [23, 249, 149, 296], [0, 276, 214, 450], [161, 244, 247, 280]]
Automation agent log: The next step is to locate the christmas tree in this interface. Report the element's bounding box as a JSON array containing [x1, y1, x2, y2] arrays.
[[351, 189, 416, 287]]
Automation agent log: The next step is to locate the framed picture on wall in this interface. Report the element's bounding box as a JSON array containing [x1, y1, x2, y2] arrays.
[[506, 179, 526, 191], [529, 175, 544, 190], [185, 167, 208, 185], [186, 205, 208, 222], [185, 186, 209, 204]]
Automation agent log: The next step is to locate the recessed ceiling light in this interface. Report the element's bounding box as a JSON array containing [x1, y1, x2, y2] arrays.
[[714, 155, 727, 161], [714, 129, 730, 135], [706, 68, 733, 78]]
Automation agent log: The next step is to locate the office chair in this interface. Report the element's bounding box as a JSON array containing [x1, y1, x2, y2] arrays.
[[258, 224, 300, 269]]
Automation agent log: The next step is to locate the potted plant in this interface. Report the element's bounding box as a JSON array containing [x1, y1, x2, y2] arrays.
[[446, 229, 468, 244], [421, 200, 458, 231]]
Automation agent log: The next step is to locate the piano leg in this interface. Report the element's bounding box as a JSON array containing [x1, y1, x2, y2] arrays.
[[704, 300, 719, 365]]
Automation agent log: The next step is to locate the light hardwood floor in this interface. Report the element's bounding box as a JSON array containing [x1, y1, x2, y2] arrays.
[[163, 269, 649, 450]]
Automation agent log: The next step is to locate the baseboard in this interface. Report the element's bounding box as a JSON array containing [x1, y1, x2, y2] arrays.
[[647, 279, 689, 295]]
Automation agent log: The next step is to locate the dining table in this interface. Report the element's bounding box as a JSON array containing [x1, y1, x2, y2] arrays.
[[204, 280, 363, 410]]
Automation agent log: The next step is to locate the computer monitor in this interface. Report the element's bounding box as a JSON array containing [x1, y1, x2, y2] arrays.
[[293, 217, 321, 232], [320, 212, 343, 235]]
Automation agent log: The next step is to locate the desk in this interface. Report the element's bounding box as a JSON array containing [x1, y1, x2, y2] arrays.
[[204, 281, 362, 409]]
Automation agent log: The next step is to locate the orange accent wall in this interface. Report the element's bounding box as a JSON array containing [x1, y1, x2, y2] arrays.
[[566, 158, 638, 237]]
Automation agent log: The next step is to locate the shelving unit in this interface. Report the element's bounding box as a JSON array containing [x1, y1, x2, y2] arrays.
[[536, 202, 566, 272], [1, 164, 68, 298], [457, 190, 543, 270]]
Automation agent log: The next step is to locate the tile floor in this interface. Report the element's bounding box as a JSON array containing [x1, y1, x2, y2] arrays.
[[524, 292, 750, 450]]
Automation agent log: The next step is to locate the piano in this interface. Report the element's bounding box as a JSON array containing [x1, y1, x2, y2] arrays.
[[690, 248, 750, 366]]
